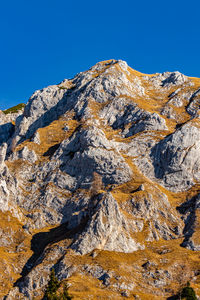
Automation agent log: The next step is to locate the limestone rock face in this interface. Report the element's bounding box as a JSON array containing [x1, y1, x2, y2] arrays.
[[100, 98, 168, 137], [14, 86, 67, 143], [148, 71, 188, 88], [71, 193, 143, 254], [0, 109, 24, 146], [10, 146, 38, 163], [178, 193, 200, 251], [2, 59, 200, 299], [186, 88, 200, 117], [152, 123, 200, 191], [52, 126, 132, 187]]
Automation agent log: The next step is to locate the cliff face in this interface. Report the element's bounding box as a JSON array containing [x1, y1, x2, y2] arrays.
[[1, 59, 200, 299]]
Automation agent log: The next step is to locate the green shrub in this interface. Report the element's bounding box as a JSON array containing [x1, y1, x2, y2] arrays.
[[180, 282, 197, 300], [59, 284, 72, 300], [44, 269, 72, 300], [3, 103, 25, 114], [44, 269, 60, 300]]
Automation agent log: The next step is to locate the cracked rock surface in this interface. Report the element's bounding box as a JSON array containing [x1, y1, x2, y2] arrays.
[[1, 59, 200, 299]]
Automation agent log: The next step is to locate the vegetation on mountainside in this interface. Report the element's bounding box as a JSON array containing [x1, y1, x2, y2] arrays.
[[3, 103, 25, 114], [44, 269, 72, 300], [180, 282, 197, 299], [171, 282, 198, 299]]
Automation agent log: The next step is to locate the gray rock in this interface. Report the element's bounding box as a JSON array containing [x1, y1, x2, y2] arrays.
[[52, 126, 132, 187], [31, 131, 40, 144], [0, 143, 7, 167], [151, 123, 200, 191], [0, 122, 14, 146], [71, 192, 143, 254], [186, 88, 200, 117], [9, 146, 37, 163], [168, 96, 183, 107], [2, 59, 200, 299], [100, 98, 168, 136], [161, 72, 187, 87], [149, 71, 188, 88]]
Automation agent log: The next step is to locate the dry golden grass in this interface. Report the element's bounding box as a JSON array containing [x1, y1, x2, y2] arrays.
[[2, 61, 200, 299], [0, 211, 32, 297], [47, 237, 200, 299], [65, 273, 124, 300]]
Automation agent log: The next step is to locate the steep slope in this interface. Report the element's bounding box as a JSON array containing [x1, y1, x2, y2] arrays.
[[1, 59, 200, 299]]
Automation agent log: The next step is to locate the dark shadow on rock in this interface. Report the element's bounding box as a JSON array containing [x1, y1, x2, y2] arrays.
[[176, 194, 198, 248], [186, 88, 200, 115], [161, 73, 178, 87], [112, 103, 151, 137], [175, 119, 190, 130], [150, 139, 166, 180], [59, 153, 116, 190], [150, 130, 178, 180], [14, 216, 89, 287], [17, 92, 69, 145], [167, 295, 179, 300], [18, 222, 69, 279], [43, 143, 61, 157], [17, 80, 93, 145], [57, 129, 119, 189], [0, 122, 15, 145]]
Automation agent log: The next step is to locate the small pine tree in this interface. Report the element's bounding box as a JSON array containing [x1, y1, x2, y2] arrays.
[[180, 282, 197, 300], [44, 270, 72, 300], [59, 284, 72, 300], [44, 268, 60, 300]]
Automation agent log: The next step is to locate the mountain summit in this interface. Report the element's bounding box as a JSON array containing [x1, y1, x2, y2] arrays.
[[1, 59, 200, 299]]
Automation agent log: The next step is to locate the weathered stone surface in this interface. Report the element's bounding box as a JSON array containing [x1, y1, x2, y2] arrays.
[[0, 109, 24, 146], [71, 193, 143, 254], [0, 143, 7, 167], [0, 121, 14, 146], [151, 123, 200, 191], [31, 131, 40, 144], [148, 71, 188, 88], [100, 98, 168, 137], [2, 60, 200, 299], [186, 88, 200, 117], [52, 126, 132, 187], [9, 146, 38, 163], [177, 193, 200, 251], [13, 86, 67, 144]]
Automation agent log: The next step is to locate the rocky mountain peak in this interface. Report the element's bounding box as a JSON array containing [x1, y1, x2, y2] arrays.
[[1, 60, 200, 299]]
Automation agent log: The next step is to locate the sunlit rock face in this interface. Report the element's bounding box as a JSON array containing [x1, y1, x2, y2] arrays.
[[2, 59, 200, 299]]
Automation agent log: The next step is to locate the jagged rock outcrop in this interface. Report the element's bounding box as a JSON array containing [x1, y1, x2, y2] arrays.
[[148, 71, 188, 88], [0, 109, 24, 146], [52, 126, 132, 187], [9, 146, 38, 163], [71, 192, 143, 254], [152, 122, 200, 191], [2, 59, 200, 299], [186, 88, 200, 117], [177, 193, 200, 251], [100, 98, 168, 137]]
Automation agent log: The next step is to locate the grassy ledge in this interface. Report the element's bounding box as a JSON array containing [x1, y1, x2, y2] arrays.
[[3, 103, 26, 115]]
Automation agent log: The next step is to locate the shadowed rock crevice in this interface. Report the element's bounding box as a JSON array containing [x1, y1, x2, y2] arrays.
[[150, 123, 200, 191], [0, 122, 15, 146], [43, 143, 61, 157], [177, 193, 200, 250], [52, 126, 132, 188], [70, 192, 143, 255], [2, 60, 200, 299], [14, 217, 89, 286]]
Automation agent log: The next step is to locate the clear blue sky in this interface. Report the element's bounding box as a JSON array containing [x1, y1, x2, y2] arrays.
[[0, 0, 200, 110]]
